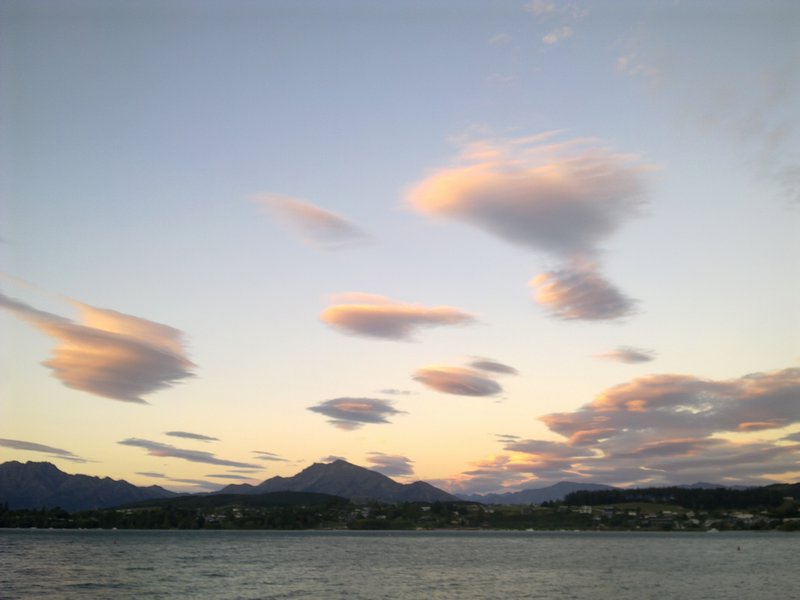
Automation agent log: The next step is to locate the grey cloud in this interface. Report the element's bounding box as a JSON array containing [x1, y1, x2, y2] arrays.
[[253, 193, 372, 250], [0, 438, 86, 462], [320, 455, 348, 463], [165, 431, 219, 443], [366, 453, 415, 478], [307, 397, 404, 430], [414, 366, 503, 397], [205, 474, 257, 481], [0, 290, 194, 403], [593, 346, 656, 364], [118, 438, 261, 469], [531, 262, 637, 321], [252, 451, 288, 462], [470, 358, 519, 375], [321, 293, 476, 340], [136, 471, 166, 478], [379, 388, 416, 396], [166, 478, 220, 490]]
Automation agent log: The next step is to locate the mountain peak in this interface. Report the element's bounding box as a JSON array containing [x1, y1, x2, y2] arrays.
[[224, 460, 457, 503]]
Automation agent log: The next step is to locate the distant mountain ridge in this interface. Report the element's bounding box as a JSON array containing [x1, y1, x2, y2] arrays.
[[458, 481, 617, 505], [0, 461, 176, 511], [218, 460, 458, 503]]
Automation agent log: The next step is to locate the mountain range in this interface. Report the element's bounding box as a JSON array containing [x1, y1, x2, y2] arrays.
[[0, 461, 177, 512], [0, 460, 748, 513], [458, 481, 617, 505]]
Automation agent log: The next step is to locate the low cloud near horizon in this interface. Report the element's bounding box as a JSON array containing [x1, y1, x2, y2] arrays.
[[0, 290, 194, 403], [118, 438, 260, 469], [440, 365, 800, 494], [366, 452, 415, 478], [0, 438, 88, 464], [252, 450, 288, 462], [165, 431, 219, 443], [321, 293, 476, 340]]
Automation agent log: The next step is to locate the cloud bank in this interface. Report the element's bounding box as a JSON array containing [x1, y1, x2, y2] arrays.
[[118, 438, 260, 468], [443, 366, 800, 493], [307, 397, 404, 430], [0, 290, 194, 403], [321, 293, 476, 340], [253, 193, 371, 250]]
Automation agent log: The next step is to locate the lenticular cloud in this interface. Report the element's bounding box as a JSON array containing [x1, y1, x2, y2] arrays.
[[0, 290, 194, 403], [407, 134, 649, 321], [320, 293, 476, 340]]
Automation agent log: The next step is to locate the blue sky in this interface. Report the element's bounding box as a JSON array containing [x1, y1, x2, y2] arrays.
[[1, 0, 799, 493]]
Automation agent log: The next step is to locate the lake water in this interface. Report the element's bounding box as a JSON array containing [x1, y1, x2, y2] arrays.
[[1, 529, 797, 599]]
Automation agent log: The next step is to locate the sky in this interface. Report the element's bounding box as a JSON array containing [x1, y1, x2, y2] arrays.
[[1, 0, 799, 495]]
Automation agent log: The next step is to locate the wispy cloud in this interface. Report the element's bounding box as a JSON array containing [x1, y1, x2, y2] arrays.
[[136, 471, 167, 478], [543, 26, 573, 45], [0, 290, 194, 403], [593, 346, 656, 364], [0, 438, 88, 463], [366, 452, 415, 478], [307, 397, 404, 430], [525, 0, 587, 46], [321, 293, 476, 340], [205, 473, 257, 481], [445, 366, 800, 493], [165, 431, 219, 443], [530, 261, 637, 321], [252, 450, 288, 462], [414, 366, 503, 397], [379, 388, 416, 396], [118, 438, 260, 468], [252, 193, 372, 250], [488, 32, 512, 45]]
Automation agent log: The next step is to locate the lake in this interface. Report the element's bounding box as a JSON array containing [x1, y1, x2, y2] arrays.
[[1, 529, 797, 599]]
